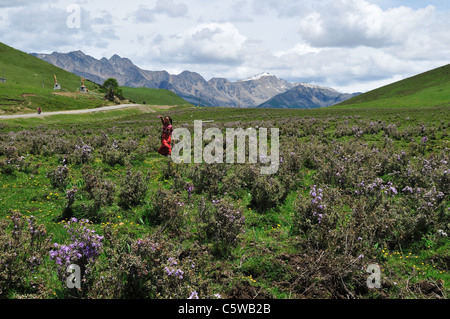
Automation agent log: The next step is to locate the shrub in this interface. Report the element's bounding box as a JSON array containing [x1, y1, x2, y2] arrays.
[[59, 186, 78, 221], [72, 143, 94, 165], [49, 218, 104, 297], [250, 174, 289, 212], [0, 158, 17, 175], [197, 198, 246, 256], [144, 189, 185, 233], [88, 232, 209, 299], [0, 154, 30, 175], [189, 163, 226, 197], [0, 212, 53, 298], [47, 165, 70, 190], [100, 140, 127, 166], [288, 248, 367, 299], [82, 167, 116, 210], [118, 170, 150, 209]]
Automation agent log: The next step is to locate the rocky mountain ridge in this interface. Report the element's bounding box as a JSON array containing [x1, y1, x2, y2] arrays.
[[31, 51, 359, 107]]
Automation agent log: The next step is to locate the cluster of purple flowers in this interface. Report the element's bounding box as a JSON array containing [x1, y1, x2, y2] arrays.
[[73, 143, 93, 163], [49, 218, 104, 275], [310, 185, 325, 223], [422, 187, 445, 209], [188, 291, 199, 299], [164, 257, 184, 279], [134, 237, 161, 254], [223, 209, 245, 226], [111, 140, 119, 149], [26, 215, 45, 238], [75, 143, 93, 154], [47, 165, 70, 189], [66, 186, 78, 207], [214, 200, 246, 234], [356, 178, 397, 197], [186, 185, 194, 198]]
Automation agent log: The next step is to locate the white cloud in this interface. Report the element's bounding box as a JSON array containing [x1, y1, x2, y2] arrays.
[[1, 3, 120, 53], [297, 0, 393, 48], [251, 0, 309, 18], [0, 0, 51, 8], [150, 22, 247, 65], [132, 0, 188, 23], [294, 0, 450, 60], [154, 0, 188, 17], [1, 0, 449, 93]]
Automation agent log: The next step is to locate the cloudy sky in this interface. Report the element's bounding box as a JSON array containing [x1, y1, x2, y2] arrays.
[[1, 0, 449, 93]]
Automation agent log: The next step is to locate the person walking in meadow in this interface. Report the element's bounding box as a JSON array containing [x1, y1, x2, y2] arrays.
[[158, 115, 173, 157], [37, 107, 42, 115]]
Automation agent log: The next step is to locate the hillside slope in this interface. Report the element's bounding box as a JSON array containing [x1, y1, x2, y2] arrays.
[[0, 43, 98, 90], [0, 42, 108, 114], [0, 42, 190, 114], [335, 64, 450, 108]]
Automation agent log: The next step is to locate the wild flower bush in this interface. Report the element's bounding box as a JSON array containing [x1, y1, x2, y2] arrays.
[[197, 198, 245, 256], [47, 165, 70, 190], [88, 231, 209, 299], [45, 137, 73, 156], [189, 163, 227, 197], [72, 143, 94, 165], [0, 153, 30, 175], [0, 157, 18, 175], [144, 189, 185, 233], [0, 212, 53, 298], [59, 186, 78, 221], [100, 140, 127, 166], [250, 174, 289, 212], [49, 218, 103, 296], [117, 170, 150, 209], [289, 248, 367, 299], [81, 167, 116, 213]]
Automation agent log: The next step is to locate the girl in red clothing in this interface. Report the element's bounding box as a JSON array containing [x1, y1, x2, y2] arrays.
[[158, 115, 173, 156]]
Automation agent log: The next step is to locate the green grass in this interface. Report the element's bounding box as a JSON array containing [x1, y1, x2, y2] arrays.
[[120, 86, 192, 106], [335, 64, 450, 108], [0, 42, 98, 91], [0, 104, 449, 299], [0, 42, 109, 113], [0, 82, 113, 114]]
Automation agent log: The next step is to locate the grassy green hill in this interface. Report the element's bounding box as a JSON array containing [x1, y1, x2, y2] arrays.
[[335, 64, 450, 108], [0, 42, 110, 114], [120, 86, 192, 106], [0, 43, 98, 90], [0, 42, 191, 114]]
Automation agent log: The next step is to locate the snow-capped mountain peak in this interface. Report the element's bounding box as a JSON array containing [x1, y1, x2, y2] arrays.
[[299, 82, 339, 92], [240, 72, 274, 82]]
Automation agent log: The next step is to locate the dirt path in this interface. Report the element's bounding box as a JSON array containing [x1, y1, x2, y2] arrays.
[[0, 104, 154, 119]]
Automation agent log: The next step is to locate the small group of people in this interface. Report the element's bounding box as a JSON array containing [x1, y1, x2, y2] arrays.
[[158, 114, 173, 157]]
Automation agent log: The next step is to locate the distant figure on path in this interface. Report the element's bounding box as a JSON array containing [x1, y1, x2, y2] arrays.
[[37, 107, 42, 115], [158, 115, 173, 156]]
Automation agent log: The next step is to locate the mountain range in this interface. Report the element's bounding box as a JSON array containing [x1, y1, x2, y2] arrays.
[[31, 50, 360, 108]]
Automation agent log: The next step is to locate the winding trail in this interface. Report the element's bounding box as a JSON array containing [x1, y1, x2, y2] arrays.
[[0, 104, 153, 119]]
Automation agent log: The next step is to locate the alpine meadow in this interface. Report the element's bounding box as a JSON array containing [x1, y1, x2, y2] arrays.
[[0, 29, 449, 303]]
